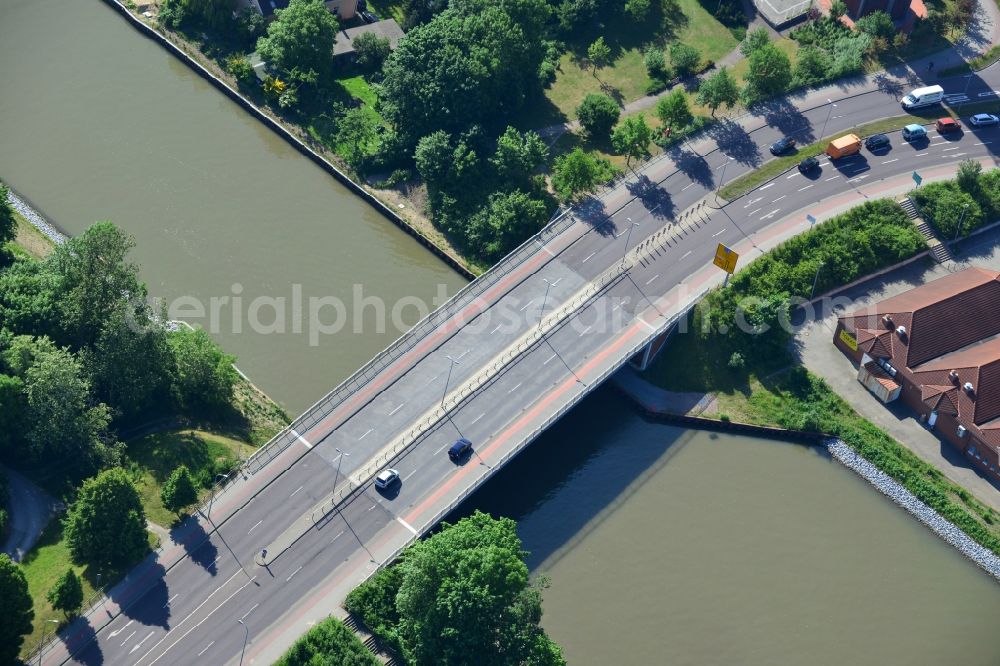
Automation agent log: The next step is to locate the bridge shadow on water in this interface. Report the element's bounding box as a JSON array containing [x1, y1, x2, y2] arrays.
[[444, 387, 695, 570]]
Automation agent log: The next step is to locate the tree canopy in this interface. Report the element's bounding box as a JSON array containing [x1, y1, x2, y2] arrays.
[[0, 554, 34, 664], [167, 327, 238, 413], [696, 66, 740, 116], [48, 567, 84, 617], [611, 115, 653, 166], [161, 465, 198, 514], [576, 93, 620, 138], [256, 0, 339, 81], [741, 41, 793, 104], [0, 184, 15, 265], [551, 148, 615, 201], [64, 468, 148, 567], [655, 88, 693, 133]]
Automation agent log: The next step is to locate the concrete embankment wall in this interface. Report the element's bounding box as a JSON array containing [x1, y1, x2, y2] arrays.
[[99, 0, 475, 281], [4, 184, 66, 245]]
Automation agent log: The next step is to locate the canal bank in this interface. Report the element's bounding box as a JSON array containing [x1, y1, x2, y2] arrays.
[[448, 388, 1000, 665], [0, 0, 468, 414]]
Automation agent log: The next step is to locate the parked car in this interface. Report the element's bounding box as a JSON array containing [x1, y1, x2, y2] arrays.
[[864, 133, 890, 151], [769, 137, 796, 155], [970, 113, 999, 127], [902, 124, 928, 141], [374, 468, 399, 489], [900, 85, 944, 110], [935, 117, 962, 133], [798, 156, 820, 173], [360, 10, 378, 22], [448, 438, 473, 461]]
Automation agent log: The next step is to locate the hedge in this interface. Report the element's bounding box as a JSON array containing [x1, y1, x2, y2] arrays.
[[273, 616, 379, 666]]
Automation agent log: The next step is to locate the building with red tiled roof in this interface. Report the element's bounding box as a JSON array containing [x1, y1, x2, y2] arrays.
[[834, 268, 1000, 480]]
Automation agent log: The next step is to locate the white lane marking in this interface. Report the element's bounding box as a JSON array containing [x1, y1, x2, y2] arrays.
[[759, 183, 775, 190], [247, 520, 263, 535], [331, 530, 344, 543], [134, 570, 246, 665], [975, 141, 993, 145], [508, 382, 523, 393], [760, 209, 780, 220], [825, 175, 839, 181], [435, 442, 449, 455], [543, 354, 557, 365], [847, 174, 869, 183], [121, 630, 137, 647], [403, 469, 418, 481], [290, 485, 303, 498], [535, 239, 555, 256], [947, 153, 967, 158], [682, 182, 694, 190], [424, 373, 440, 386], [579, 324, 594, 337], [518, 299, 534, 312], [711, 228, 726, 237], [110, 620, 134, 638], [129, 631, 155, 655], [163, 594, 178, 609], [716, 162, 728, 170], [368, 503, 377, 512], [772, 195, 786, 203], [681, 250, 692, 259], [798, 184, 814, 191], [611, 303, 620, 312], [645, 275, 659, 286], [637, 317, 658, 332], [209, 556, 221, 570], [490, 325, 501, 335], [882, 158, 898, 164], [786, 172, 799, 179], [748, 207, 762, 216], [286, 566, 303, 582], [942, 146, 960, 152], [240, 603, 260, 621], [915, 152, 929, 156], [291, 429, 312, 449], [744, 197, 762, 207], [359, 428, 373, 440], [197, 642, 215, 657], [582, 251, 596, 263], [397, 516, 419, 535], [388, 403, 404, 416], [470, 412, 485, 425]]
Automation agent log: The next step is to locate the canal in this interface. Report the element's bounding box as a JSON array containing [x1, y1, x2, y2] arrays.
[[0, 0, 467, 413], [452, 389, 1000, 665], [4, 1, 999, 663]]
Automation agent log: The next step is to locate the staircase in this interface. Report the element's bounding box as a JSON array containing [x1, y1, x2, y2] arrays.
[[899, 196, 952, 263], [343, 613, 401, 665]]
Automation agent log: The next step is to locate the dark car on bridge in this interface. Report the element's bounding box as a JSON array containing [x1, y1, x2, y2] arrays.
[[797, 156, 820, 173], [448, 438, 473, 461], [864, 133, 890, 151], [769, 137, 796, 155]]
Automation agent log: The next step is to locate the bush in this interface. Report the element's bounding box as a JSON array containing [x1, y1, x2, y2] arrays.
[[644, 48, 668, 79], [911, 169, 1000, 239], [576, 93, 620, 138], [275, 617, 379, 666], [669, 42, 701, 77], [225, 55, 255, 83]]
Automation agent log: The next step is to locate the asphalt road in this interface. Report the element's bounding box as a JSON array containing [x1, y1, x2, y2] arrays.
[[48, 64, 1000, 666]]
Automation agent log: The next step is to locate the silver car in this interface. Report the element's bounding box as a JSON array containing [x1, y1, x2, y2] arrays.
[[969, 113, 999, 127], [374, 468, 400, 489]]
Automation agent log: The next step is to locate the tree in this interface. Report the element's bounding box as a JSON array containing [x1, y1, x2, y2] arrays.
[[395, 511, 564, 666], [414, 130, 457, 188], [855, 10, 895, 39], [644, 48, 668, 79], [64, 468, 148, 567], [655, 88, 693, 134], [741, 42, 793, 104], [0, 374, 27, 459], [829, 0, 847, 18], [793, 45, 832, 87], [24, 345, 112, 475], [167, 327, 238, 413], [400, 0, 449, 30], [576, 93, 620, 138], [490, 127, 548, 185], [611, 115, 653, 167], [466, 190, 549, 262], [47, 568, 84, 617], [956, 159, 982, 193], [551, 148, 613, 200], [256, 0, 339, 81], [669, 42, 700, 77], [0, 554, 34, 663], [353, 32, 391, 75], [587, 37, 611, 75], [0, 184, 15, 260], [625, 0, 651, 20], [335, 106, 379, 169], [696, 66, 740, 116], [161, 465, 198, 514], [275, 617, 380, 666], [740, 26, 771, 57]]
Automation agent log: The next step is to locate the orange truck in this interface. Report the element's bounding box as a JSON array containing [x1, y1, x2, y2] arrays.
[[825, 134, 862, 159]]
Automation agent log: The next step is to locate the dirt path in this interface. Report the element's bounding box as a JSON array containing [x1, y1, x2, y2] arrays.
[[1, 466, 60, 562]]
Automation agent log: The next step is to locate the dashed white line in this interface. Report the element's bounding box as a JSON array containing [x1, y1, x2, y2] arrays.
[[129, 631, 155, 655], [110, 620, 134, 638], [331, 530, 344, 543], [947, 153, 967, 158], [847, 174, 869, 183], [291, 429, 312, 449], [748, 207, 762, 216], [286, 566, 303, 582], [975, 141, 993, 145], [359, 428, 373, 440], [786, 172, 799, 179], [825, 176, 839, 181], [509, 382, 523, 393], [915, 152, 929, 157], [645, 275, 659, 286], [368, 503, 377, 512], [798, 184, 814, 191], [759, 183, 775, 190], [470, 412, 485, 425], [582, 251, 596, 263], [403, 469, 418, 481], [241, 603, 260, 621], [490, 325, 501, 335], [290, 485, 303, 498], [388, 403, 404, 416], [164, 594, 178, 609], [682, 182, 694, 190], [712, 228, 726, 238], [424, 372, 440, 385], [744, 197, 763, 207], [942, 146, 960, 152], [681, 250, 692, 259], [121, 630, 137, 647], [197, 642, 215, 657], [247, 519, 263, 535], [518, 299, 534, 312], [882, 158, 898, 164], [397, 516, 419, 535], [772, 195, 786, 203], [543, 354, 557, 365], [760, 209, 780, 220]]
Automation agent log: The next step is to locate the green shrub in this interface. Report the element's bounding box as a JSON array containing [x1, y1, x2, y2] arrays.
[[274, 617, 379, 666]]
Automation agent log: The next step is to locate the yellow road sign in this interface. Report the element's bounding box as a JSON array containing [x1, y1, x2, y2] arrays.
[[713, 243, 739, 274]]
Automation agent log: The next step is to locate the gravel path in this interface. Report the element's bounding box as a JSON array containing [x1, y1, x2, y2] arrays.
[[4, 187, 66, 245], [829, 438, 1000, 582]]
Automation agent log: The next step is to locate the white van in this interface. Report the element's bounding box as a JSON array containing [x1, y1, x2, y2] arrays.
[[901, 85, 944, 109]]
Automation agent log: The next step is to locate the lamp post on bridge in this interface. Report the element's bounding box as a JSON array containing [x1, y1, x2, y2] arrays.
[[537, 277, 563, 330], [236, 619, 250, 666], [621, 221, 640, 268]]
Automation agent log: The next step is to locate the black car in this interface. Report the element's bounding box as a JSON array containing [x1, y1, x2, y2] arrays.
[[769, 137, 796, 155], [798, 156, 820, 173], [864, 133, 890, 151], [448, 438, 473, 461]]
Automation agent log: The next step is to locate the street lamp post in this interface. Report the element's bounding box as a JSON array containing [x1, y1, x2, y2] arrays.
[[332, 447, 350, 504], [441, 355, 459, 408], [714, 159, 733, 205], [818, 99, 837, 143], [39, 619, 59, 666], [811, 260, 825, 299], [953, 203, 971, 245], [537, 277, 562, 330], [207, 473, 229, 518], [958, 74, 974, 114], [237, 619, 250, 666], [621, 221, 640, 267]]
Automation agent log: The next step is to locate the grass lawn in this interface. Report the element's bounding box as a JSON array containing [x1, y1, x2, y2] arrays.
[[126, 429, 253, 527], [363, 0, 406, 24], [7, 211, 55, 261], [18, 521, 158, 661], [522, 0, 738, 127]]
